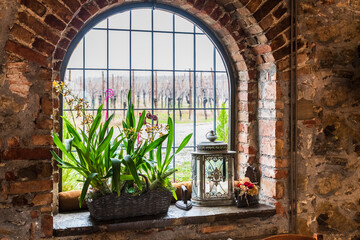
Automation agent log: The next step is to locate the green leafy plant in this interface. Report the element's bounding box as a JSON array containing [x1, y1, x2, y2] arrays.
[[216, 102, 229, 144]]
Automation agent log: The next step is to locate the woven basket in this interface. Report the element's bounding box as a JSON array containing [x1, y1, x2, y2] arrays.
[[235, 193, 258, 208], [87, 175, 172, 221]]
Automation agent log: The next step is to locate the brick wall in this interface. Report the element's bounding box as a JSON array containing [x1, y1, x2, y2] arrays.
[[1, 0, 357, 239]]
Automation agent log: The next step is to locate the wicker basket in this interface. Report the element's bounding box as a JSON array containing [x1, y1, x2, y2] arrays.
[[87, 175, 172, 221], [235, 193, 258, 208]]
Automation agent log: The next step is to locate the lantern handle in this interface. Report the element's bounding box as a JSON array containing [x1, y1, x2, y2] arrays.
[[206, 130, 217, 142]]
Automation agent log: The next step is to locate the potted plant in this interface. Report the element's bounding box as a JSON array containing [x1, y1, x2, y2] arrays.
[[234, 177, 259, 207], [51, 81, 192, 220]]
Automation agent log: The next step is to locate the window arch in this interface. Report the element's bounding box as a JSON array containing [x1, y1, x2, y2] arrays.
[[60, 3, 236, 190]]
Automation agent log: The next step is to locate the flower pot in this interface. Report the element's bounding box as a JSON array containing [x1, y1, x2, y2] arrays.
[[235, 193, 258, 208], [87, 189, 172, 221]]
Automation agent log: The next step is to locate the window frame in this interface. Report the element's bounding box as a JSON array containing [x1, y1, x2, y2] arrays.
[[59, 2, 236, 191]]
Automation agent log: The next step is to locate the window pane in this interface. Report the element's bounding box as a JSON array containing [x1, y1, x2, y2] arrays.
[[109, 12, 129, 29], [63, 70, 83, 107], [154, 33, 173, 70], [175, 71, 193, 109], [175, 34, 193, 70], [85, 29, 107, 68], [94, 19, 107, 28], [85, 70, 106, 110], [131, 9, 151, 30], [109, 70, 129, 110], [175, 111, 194, 147], [175, 15, 193, 32], [132, 32, 151, 69], [196, 110, 214, 145], [215, 108, 229, 144], [154, 71, 173, 109], [154, 9, 173, 31], [216, 50, 226, 71], [195, 72, 214, 109], [195, 26, 202, 33], [132, 71, 151, 109], [216, 73, 229, 108], [196, 35, 213, 71], [109, 31, 129, 69], [175, 148, 193, 182], [67, 39, 83, 68]]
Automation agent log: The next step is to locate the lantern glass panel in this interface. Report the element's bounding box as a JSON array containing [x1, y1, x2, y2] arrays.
[[204, 155, 229, 199], [191, 155, 200, 199]]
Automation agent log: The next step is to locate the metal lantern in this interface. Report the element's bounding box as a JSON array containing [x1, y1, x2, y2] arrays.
[[191, 130, 236, 206]]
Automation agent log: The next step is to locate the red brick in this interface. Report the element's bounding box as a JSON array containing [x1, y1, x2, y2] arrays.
[[265, 15, 290, 40], [32, 38, 55, 55], [193, 0, 206, 10], [77, 7, 91, 22], [273, 4, 287, 19], [273, 44, 290, 60], [3, 147, 52, 160], [85, 1, 100, 15], [210, 7, 224, 21], [201, 224, 235, 234], [246, 0, 262, 13], [7, 136, 20, 147], [238, 132, 248, 143], [43, 0, 73, 22], [9, 180, 53, 194], [260, 156, 289, 168], [276, 120, 284, 138], [10, 24, 34, 43], [57, 38, 70, 50], [95, 0, 109, 9], [69, 16, 84, 30], [259, 119, 276, 137], [259, 14, 274, 31], [20, 0, 47, 17], [31, 211, 39, 219], [5, 171, 16, 181], [12, 195, 28, 206], [253, 44, 272, 55], [41, 206, 53, 213], [275, 201, 285, 216], [264, 81, 277, 100], [260, 137, 275, 156], [5, 41, 48, 67], [54, 48, 66, 60], [253, 0, 282, 22], [41, 214, 53, 237], [219, 13, 230, 27], [32, 193, 52, 206], [45, 14, 66, 31], [52, 61, 62, 71], [201, 0, 217, 15], [38, 68, 52, 80], [260, 178, 283, 199], [65, 28, 77, 40], [18, 12, 60, 45], [32, 134, 53, 146], [63, 0, 81, 13]]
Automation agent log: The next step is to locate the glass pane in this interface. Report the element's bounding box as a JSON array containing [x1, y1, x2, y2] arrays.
[[150, 109, 173, 148], [109, 12, 129, 29], [196, 109, 214, 145], [132, 71, 151, 109], [85, 29, 107, 68], [63, 70, 83, 108], [196, 35, 213, 71], [195, 26, 202, 33], [154, 33, 173, 70], [154, 71, 173, 109], [111, 110, 126, 136], [175, 71, 193, 109], [216, 50, 226, 71], [132, 32, 151, 69], [175, 15, 193, 32], [216, 73, 229, 108], [67, 38, 83, 68], [204, 156, 229, 198], [93, 19, 107, 28], [174, 148, 193, 182], [195, 72, 214, 109], [109, 31, 129, 69], [175, 111, 194, 147], [109, 71, 129, 110], [154, 9, 173, 31], [85, 70, 106, 110], [175, 34, 193, 70], [131, 9, 151, 30], [215, 108, 229, 144]]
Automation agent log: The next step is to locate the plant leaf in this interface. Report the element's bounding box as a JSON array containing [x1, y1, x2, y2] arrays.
[[79, 172, 98, 208], [122, 155, 142, 190], [110, 158, 122, 195]]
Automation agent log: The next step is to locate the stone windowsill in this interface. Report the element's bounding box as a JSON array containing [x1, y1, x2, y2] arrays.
[[53, 204, 276, 237]]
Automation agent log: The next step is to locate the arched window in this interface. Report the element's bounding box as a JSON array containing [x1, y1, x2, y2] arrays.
[[60, 4, 234, 191]]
